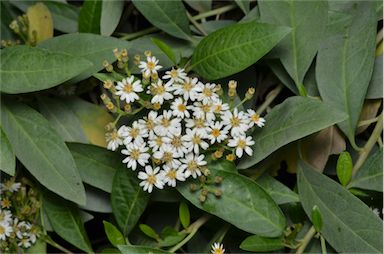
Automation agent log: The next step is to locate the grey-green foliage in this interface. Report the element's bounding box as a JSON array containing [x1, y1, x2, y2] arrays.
[[191, 21, 291, 80], [348, 149, 383, 192], [316, 2, 377, 148], [256, 174, 299, 204], [0, 128, 15, 176], [101, 0, 124, 36], [298, 160, 383, 253], [118, 245, 171, 254], [44, 192, 93, 253], [1, 100, 86, 205], [132, 0, 192, 41], [0, 46, 92, 94], [111, 167, 150, 236], [78, 0, 101, 34], [234, 0, 250, 14], [240, 235, 284, 252], [259, 0, 328, 87], [366, 57, 383, 99], [238, 96, 347, 169], [38, 97, 88, 143]]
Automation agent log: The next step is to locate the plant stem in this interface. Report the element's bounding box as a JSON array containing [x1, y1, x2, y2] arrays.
[[187, 12, 208, 36], [295, 226, 316, 254], [256, 84, 283, 115], [320, 235, 327, 254], [168, 215, 211, 253], [357, 117, 379, 127], [44, 236, 73, 254], [352, 113, 383, 176], [120, 27, 158, 40], [376, 28, 383, 45]]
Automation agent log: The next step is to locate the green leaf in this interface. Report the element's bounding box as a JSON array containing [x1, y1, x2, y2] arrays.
[[336, 151, 353, 186], [78, 0, 101, 34], [1, 100, 86, 205], [81, 187, 112, 213], [132, 0, 192, 41], [39, 33, 129, 83], [366, 57, 383, 99], [26, 239, 46, 253], [297, 160, 383, 253], [44, 1, 80, 33], [159, 227, 187, 247], [184, 0, 211, 13], [38, 97, 88, 143], [256, 174, 299, 204], [316, 2, 377, 148], [103, 221, 125, 247], [178, 170, 285, 237], [235, 0, 250, 14], [44, 192, 92, 253], [240, 235, 284, 252], [118, 245, 171, 254], [67, 143, 118, 193], [139, 224, 159, 240], [348, 149, 383, 192], [0, 128, 15, 176], [311, 205, 323, 232], [259, 0, 328, 87], [0, 46, 92, 94], [179, 202, 190, 229], [238, 96, 347, 169], [100, 0, 124, 36], [111, 167, 150, 236], [190, 21, 291, 80], [151, 37, 176, 64]]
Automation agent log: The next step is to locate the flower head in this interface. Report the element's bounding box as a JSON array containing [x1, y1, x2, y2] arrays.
[[115, 76, 143, 103], [138, 166, 164, 193], [206, 122, 228, 144], [247, 109, 266, 128], [211, 242, 225, 254], [173, 77, 201, 101], [149, 80, 174, 105], [180, 153, 207, 179], [161, 162, 186, 187], [106, 129, 123, 151], [162, 68, 187, 84], [139, 56, 162, 77], [228, 135, 255, 158], [122, 143, 150, 170]]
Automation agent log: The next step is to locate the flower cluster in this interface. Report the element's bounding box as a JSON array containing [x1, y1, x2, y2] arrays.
[[0, 178, 41, 252], [104, 52, 265, 193]]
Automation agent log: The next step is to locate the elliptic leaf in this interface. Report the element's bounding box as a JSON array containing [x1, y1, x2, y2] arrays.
[[179, 202, 190, 229], [366, 57, 383, 99], [151, 37, 176, 64], [101, 0, 124, 36], [78, 0, 101, 34], [0, 46, 92, 94], [111, 167, 150, 236], [103, 221, 125, 247], [256, 174, 299, 204], [26, 2, 53, 43], [0, 128, 15, 176], [311, 205, 323, 232], [240, 235, 284, 252], [191, 21, 291, 80], [80, 187, 112, 213], [238, 96, 347, 169], [316, 2, 377, 148], [298, 160, 383, 253], [235, 0, 250, 14], [139, 224, 159, 240], [132, 0, 192, 41], [1, 100, 86, 205], [44, 1, 80, 33], [336, 151, 353, 186], [118, 245, 171, 254], [184, 0, 211, 13]]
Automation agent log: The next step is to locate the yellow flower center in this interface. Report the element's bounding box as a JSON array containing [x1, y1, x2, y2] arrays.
[[238, 139, 247, 149], [171, 136, 182, 148], [166, 170, 177, 179], [201, 104, 211, 113], [155, 136, 163, 146], [0, 225, 4, 234], [214, 105, 222, 113], [163, 152, 173, 163], [230, 117, 240, 127], [177, 103, 187, 112], [123, 83, 133, 93], [170, 69, 178, 78], [202, 87, 212, 97], [251, 113, 260, 122], [195, 118, 205, 128], [130, 149, 140, 160], [183, 81, 192, 91], [187, 161, 198, 170], [111, 131, 119, 140], [130, 128, 139, 138], [1, 198, 11, 209], [154, 85, 165, 95], [147, 61, 155, 70], [146, 119, 155, 130], [213, 248, 224, 254], [192, 135, 201, 145], [147, 175, 157, 184], [161, 118, 170, 127], [212, 129, 221, 137]]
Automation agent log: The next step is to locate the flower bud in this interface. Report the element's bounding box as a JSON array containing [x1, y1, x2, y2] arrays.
[[213, 150, 223, 159], [153, 103, 161, 111], [202, 167, 210, 176], [117, 60, 125, 69], [226, 154, 235, 162], [189, 183, 198, 192], [245, 87, 255, 99], [144, 50, 152, 57], [121, 48, 128, 58], [151, 72, 158, 81], [134, 54, 141, 65], [201, 188, 209, 196], [113, 48, 120, 59], [106, 102, 116, 113], [199, 194, 207, 203], [214, 176, 223, 184], [124, 104, 132, 113], [103, 80, 113, 90], [214, 189, 222, 198], [198, 175, 206, 183], [228, 80, 237, 90]]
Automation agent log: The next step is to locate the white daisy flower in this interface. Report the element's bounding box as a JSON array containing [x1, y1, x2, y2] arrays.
[[120, 121, 148, 145], [1, 181, 21, 193], [197, 83, 219, 103], [163, 131, 189, 156], [211, 242, 225, 254], [173, 77, 202, 101], [122, 143, 150, 170], [185, 117, 209, 136], [228, 135, 255, 158], [148, 132, 166, 152], [138, 166, 164, 193], [182, 128, 209, 154], [162, 68, 187, 84], [192, 101, 215, 122], [154, 110, 181, 136], [139, 56, 162, 77], [206, 122, 229, 144], [0, 209, 12, 225], [161, 162, 186, 187], [15, 220, 32, 240], [18, 237, 32, 248], [106, 129, 123, 151], [0, 221, 12, 240], [153, 144, 180, 166], [212, 99, 230, 115], [171, 97, 190, 118], [138, 111, 158, 136], [149, 79, 174, 105], [115, 76, 143, 103], [180, 153, 207, 179], [247, 109, 266, 128], [221, 108, 249, 137]]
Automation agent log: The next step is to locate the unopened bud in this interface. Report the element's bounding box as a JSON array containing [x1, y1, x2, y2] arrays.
[[202, 167, 210, 176], [100, 93, 108, 101], [103, 80, 113, 90], [198, 175, 206, 183], [105, 122, 115, 131], [215, 84, 223, 96], [117, 60, 125, 69], [199, 194, 207, 203], [153, 103, 161, 110], [134, 54, 141, 65], [151, 72, 158, 80], [213, 150, 223, 159], [124, 104, 132, 113], [201, 188, 209, 196], [214, 189, 222, 198], [228, 88, 236, 98], [245, 87, 255, 99], [228, 80, 237, 90], [143, 101, 152, 109], [144, 50, 152, 57], [214, 176, 223, 184], [226, 154, 235, 162], [113, 48, 120, 59], [106, 102, 116, 112], [189, 183, 198, 192], [121, 48, 128, 58], [153, 158, 162, 165]]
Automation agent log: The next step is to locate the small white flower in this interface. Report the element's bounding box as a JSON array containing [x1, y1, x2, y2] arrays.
[[212, 99, 230, 115], [153, 144, 180, 166], [148, 132, 166, 152], [247, 109, 266, 128], [221, 108, 249, 136], [173, 77, 202, 101], [1, 181, 21, 193], [138, 111, 158, 136], [154, 110, 181, 136], [15, 220, 32, 240], [197, 83, 219, 103], [162, 68, 187, 84], [122, 143, 150, 170], [228, 135, 255, 158], [161, 162, 186, 187], [206, 122, 229, 144], [17, 237, 32, 248], [171, 97, 190, 118], [115, 76, 143, 103], [163, 132, 189, 156], [185, 117, 209, 136], [138, 166, 164, 193], [211, 242, 225, 254], [192, 101, 215, 122], [182, 128, 209, 154], [106, 129, 123, 151], [0, 221, 12, 240], [139, 56, 162, 77], [180, 153, 207, 179], [120, 121, 148, 145], [149, 79, 174, 105], [0, 209, 12, 224]]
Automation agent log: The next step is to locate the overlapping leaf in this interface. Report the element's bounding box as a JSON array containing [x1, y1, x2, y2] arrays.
[[78, 0, 101, 34], [0, 128, 15, 176]]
